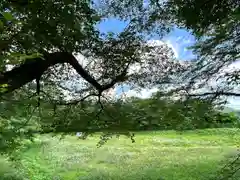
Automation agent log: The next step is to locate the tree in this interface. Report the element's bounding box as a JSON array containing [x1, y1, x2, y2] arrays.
[[0, 0, 238, 131], [0, 0, 186, 146]]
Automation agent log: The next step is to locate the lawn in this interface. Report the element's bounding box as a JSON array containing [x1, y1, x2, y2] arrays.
[[3, 128, 240, 180]]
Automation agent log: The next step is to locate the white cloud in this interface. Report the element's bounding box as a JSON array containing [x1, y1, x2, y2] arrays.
[[227, 97, 240, 110], [164, 40, 179, 59], [221, 60, 240, 109], [146, 39, 165, 46], [121, 39, 188, 99], [162, 29, 196, 61], [103, 87, 118, 99], [226, 60, 240, 71], [122, 39, 177, 99], [75, 53, 88, 68], [128, 63, 141, 75]]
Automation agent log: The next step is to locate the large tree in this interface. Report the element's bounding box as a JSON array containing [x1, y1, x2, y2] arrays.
[[0, 0, 239, 132], [0, 0, 187, 143]]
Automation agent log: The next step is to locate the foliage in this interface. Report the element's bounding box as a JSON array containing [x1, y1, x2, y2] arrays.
[[0, 0, 98, 53], [0, 90, 39, 154], [168, 1, 240, 97], [36, 94, 239, 137], [166, 0, 238, 37]]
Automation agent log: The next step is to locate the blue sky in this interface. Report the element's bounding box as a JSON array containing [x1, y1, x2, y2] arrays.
[[162, 28, 196, 60], [97, 18, 196, 61], [96, 18, 240, 109]]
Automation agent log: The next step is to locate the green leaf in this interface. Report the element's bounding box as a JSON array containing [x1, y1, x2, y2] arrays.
[[0, 20, 3, 30], [92, 15, 101, 21], [2, 12, 14, 21], [0, 84, 8, 93], [0, 84, 8, 88], [232, 8, 240, 20], [233, 13, 240, 21]]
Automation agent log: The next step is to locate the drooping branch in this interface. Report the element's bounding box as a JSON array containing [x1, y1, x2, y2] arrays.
[[0, 52, 128, 95], [54, 92, 99, 105]]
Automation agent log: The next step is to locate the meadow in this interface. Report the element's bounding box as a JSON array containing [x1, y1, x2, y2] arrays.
[[1, 128, 240, 180]]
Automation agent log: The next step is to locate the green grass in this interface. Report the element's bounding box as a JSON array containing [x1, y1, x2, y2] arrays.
[[5, 128, 240, 180]]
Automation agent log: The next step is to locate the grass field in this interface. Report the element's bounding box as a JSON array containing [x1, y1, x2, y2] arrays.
[[2, 128, 240, 180]]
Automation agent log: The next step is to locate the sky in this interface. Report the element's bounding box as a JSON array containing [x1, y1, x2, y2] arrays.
[[97, 18, 196, 60], [96, 18, 240, 109]]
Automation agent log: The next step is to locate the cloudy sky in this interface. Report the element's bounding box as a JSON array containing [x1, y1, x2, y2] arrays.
[[96, 18, 240, 109]]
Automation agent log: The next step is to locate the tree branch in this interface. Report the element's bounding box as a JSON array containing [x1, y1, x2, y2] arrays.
[[55, 93, 99, 105], [189, 91, 240, 97], [0, 51, 126, 95]]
